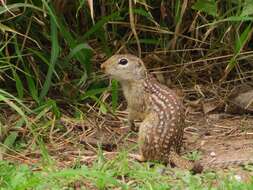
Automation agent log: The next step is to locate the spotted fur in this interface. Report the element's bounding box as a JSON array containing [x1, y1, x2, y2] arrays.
[[101, 54, 201, 172], [140, 76, 187, 163]]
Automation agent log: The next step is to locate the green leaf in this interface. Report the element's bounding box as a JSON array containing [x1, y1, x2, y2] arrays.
[[41, 0, 59, 27], [175, 0, 181, 23], [46, 99, 61, 118], [26, 73, 40, 104], [192, 0, 217, 17], [196, 16, 253, 29], [12, 38, 25, 99], [88, 95, 109, 115], [81, 12, 123, 40], [79, 11, 122, 57], [40, 140, 54, 165], [76, 0, 86, 17], [132, 8, 152, 20], [80, 88, 108, 100], [0, 23, 40, 48], [12, 70, 24, 99], [0, 91, 29, 124], [241, 0, 253, 17], [100, 104, 108, 115], [235, 23, 252, 53], [14, 37, 39, 103], [3, 132, 18, 149], [226, 23, 252, 74], [57, 16, 91, 81], [0, 3, 44, 15], [67, 43, 93, 61]]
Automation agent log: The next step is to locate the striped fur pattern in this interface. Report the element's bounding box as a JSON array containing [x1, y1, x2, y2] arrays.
[[140, 75, 184, 162], [140, 75, 203, 172], [101, 54, 202, 172]]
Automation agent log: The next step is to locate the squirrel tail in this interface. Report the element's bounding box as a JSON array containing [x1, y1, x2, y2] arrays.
[[169, 152, 203, 174]]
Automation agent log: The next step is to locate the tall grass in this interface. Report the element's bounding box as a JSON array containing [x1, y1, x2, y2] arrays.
[[1, 0, 252, 106]]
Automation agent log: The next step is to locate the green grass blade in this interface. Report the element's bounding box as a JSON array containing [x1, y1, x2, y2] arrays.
[[27, 73, 40, 104], [235, 23, 252, 53], [3, 132, 18, 149], [39, 7, 60, 100], [0, 89, 32, 113], [241, 0, 253, 17], [0, 23, 41, 48], [12, 70, 24, 99], [192, 0, 217, 17], [0, 3, 44, 15], [67, 43, 92, 60], [80, 87, 108, 100], [14, 37, 40, 103], [81, 12, 123, 40], [226, 23, 253, 73], [57, 16, 92, 82], [41, 0, 59, 27], [0, 93, 28, 124]]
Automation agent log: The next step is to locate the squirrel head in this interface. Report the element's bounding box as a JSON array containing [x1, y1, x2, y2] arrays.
[[101, 54, 147, 81]]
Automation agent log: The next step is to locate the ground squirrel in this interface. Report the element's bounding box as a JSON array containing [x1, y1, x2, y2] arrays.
[[101, 54, 202, 173]]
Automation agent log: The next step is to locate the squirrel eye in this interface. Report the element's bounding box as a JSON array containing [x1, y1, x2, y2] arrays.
[[118, 58, 128, 65]]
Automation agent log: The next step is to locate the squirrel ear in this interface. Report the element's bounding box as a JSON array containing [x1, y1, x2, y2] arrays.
[[135, 59, 147, 79], [137, 59, 145, 67]]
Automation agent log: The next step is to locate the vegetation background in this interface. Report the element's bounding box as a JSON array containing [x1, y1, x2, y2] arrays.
[[0, 0, 253, 189]]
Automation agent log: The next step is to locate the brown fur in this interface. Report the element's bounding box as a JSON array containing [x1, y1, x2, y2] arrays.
[[101, 54, 201, 173]]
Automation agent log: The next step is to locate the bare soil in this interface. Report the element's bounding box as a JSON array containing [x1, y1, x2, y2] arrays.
[[3, 107, 253, 180], [185, 114, 253, 172]]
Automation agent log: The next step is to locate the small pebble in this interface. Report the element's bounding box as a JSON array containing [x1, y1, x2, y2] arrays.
[[210, 152, 216, 157], [200, 140, 205, 146]]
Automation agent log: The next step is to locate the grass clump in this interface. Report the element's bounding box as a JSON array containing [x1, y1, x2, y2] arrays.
[[0, 155, 253, 190]]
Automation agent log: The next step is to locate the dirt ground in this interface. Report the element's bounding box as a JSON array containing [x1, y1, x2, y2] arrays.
[[3, 106, 253, 181], [56, 111, 253, 174]]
